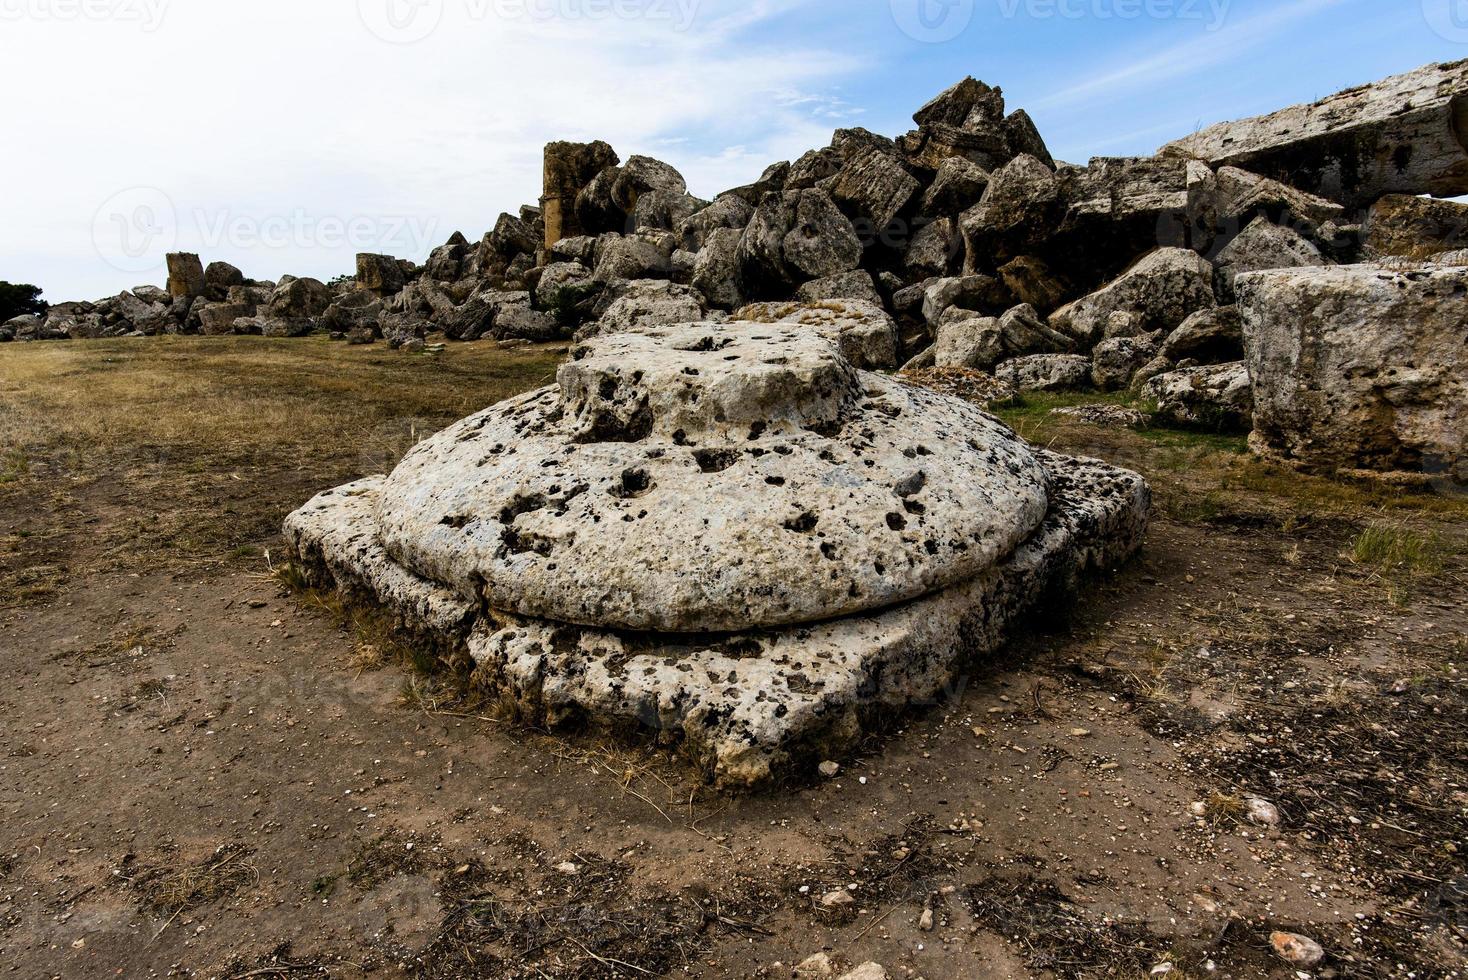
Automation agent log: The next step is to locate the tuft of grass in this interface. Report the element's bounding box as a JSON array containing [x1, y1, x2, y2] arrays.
[[129, 844, 258, 915], [1349, 524, 1443, 578]]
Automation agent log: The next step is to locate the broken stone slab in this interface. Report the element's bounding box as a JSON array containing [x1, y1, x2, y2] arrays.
[[825, 146, 922, 232], [1161, 306, 1243, 364], [1214, 216, 1327, 299], [1212, 166, 1345, 228], [1159, 59, 1468, 208], [322, 289, 384, 335], [960, 154, 1062, 267], [203, 261, 246, 302], [920, 157, 990, 217], [196, 301, 255, 335], [733, 299, 899, 370], [357, 253, 405, 296], [267, 276, 332, 319], [678, 194, 754, 252], [165, 252, 206, 299], [1238, 264, 1467, 481], [794, 270, 883, 307], [692, 228, 745, 310], [1361, 194, 1468, 258], [934, 303, 1070, 371], [593, 234, 672, 282], [1092, 333, 1162, 392], [737, 188, 862, 296], [995, 353, 1092, 392], [1049, 248, 1216, 346], [921, 274, 1011, 326], [933, 315, 1001, 370], [903, 218, 959, 280], [574, 280, 706, 340], [1143, 362, 1253, 431]]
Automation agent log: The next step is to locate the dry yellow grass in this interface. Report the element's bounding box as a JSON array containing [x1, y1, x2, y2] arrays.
[[0, 336, 564, 602]]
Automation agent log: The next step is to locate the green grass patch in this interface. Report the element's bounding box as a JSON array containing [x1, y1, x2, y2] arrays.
[[1349, 524, 1444, 578]]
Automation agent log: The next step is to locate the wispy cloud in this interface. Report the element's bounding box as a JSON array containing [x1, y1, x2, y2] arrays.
[[1030, 0, 1351, 112]]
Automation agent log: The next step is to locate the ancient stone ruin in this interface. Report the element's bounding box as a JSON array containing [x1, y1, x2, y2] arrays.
[[284, 322, 1149, 786], [13, 59, 1467, 779], [12, 58, 1465, 485]]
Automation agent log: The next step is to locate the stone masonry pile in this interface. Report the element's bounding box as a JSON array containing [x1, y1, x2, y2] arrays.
[[9, 60, 1466, 480]]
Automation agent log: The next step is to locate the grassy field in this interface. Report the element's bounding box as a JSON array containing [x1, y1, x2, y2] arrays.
[[0, 336, 564, 603]]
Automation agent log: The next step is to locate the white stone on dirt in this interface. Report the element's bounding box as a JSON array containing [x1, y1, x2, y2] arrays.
[[285, 323, 1150, 787], [1270, 931, 1325, 967], [836, 964, 888, 980]]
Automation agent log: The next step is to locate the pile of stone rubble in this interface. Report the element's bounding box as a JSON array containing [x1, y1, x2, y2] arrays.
[[9, 59, 1464, 483]]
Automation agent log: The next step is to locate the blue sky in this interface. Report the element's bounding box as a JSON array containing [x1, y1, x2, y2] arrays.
[[3, 0, 1464, 301]]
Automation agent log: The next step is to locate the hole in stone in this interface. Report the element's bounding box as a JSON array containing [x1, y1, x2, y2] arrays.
[[886, 512, 907, 531], [748, 421, 767, 441], [784, 511, 818, 533], [820, 542, 837, 560], [683, 367, 700, 376], [610, 468, 654, 499], [498, 494, 547, 524], [694, 449, 742, 474], [765, 476, 786, 487], [502, 527, 553, 557], [440, 514, 472, 529], [904, 500, 926, 516]]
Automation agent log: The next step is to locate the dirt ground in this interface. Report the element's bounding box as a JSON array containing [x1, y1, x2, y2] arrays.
[[1, 338, 1464, 979]]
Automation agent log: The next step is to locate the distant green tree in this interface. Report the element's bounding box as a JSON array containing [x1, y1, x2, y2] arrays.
[[0, 282, 47, 322]]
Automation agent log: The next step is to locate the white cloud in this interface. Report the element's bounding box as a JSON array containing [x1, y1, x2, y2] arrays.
[[1029, 0, 1350, 112], [0, 0, 857, 299]]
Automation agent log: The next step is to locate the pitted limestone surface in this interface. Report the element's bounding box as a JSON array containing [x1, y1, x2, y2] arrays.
[[287, 451, 1149, 787], [558, 323, 862, 443], [375, 325, 1052, 633]]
